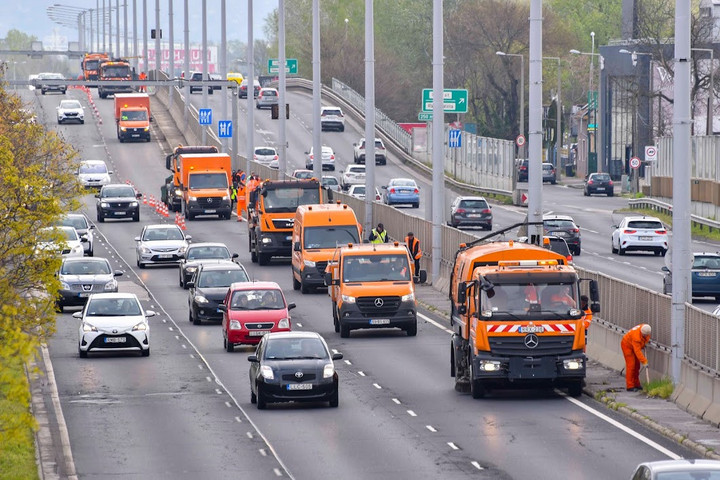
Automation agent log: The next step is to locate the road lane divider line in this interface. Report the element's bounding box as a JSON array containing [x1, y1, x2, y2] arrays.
[[373, 383, 382, 389], [471, 461, 484, 470], [407, 410, 417, 417], [426, 425, 437, 433], [418, 312, 453, 334], [392, 398, 401, 405], [447, 442, 459, 450]]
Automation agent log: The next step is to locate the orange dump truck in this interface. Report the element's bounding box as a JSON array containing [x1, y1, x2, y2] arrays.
[[164, 145, 220, 212], [98, 58, 133, 98], [291, 203, 362, 293], [325, 242, 427, 338], [81, 52, 109, 81], [449, 225, 599, 398], [114, 93, 151, 142], [178, 153, 233, 220]]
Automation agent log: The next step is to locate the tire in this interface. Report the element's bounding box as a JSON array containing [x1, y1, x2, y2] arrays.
[[413, 203, 419, 209], [584, 189, 589, 196], [340, 322, 350, 338], [332, 303, 339, 333], [179, 272, 184, 288], [292, 274, 301, 291], [329, 388, 339, 408], [256, 386, 267, 409], [88, 248, 94, 257], [41, 90, 46, 95], [300, 280, 310, 294], [78, 345, 88, 358], [339, 125, 345, 132], [226, 336, 234, 352], [97, 212, 104, 223], [574, 247, 581, 256], [80, 120, 84, 124], [660, 249, 667, 257], [618, 247, 626, 256], [193, 312, 201, 326], [611, 241, 618, 254], [141, 347, 150, 357], [567, 381, 583, 397], [132, 211, 139, 222], [551, 180, 556, 185], [189, 310, 194, 323], [469, 360, 485, 399], [258, 253, 270, 266], [608, 191, 614, 197], [406, 321, 417, 337]]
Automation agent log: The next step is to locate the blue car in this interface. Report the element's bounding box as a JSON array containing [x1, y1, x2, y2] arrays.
[[662, 252, 720, 301], [382, 178, 419, 208]]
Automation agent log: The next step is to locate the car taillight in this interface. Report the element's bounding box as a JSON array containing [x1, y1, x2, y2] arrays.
[[588, 180, 594, 184], [390, 188, 396, 193], [456, 208, 466, 214], [571, 228, 579, 233], [624, 229, 637, 234], [414, 188, 419, 193], [330, 154, 335, 160], [310, 155, 314, 159], [274, 155, 278, 160], [253, 155, 257, 160], [609, 181, 614, 185], [656, 230, 667, 234], [481, 209, 491, 214], [567, 254, 573, 263]]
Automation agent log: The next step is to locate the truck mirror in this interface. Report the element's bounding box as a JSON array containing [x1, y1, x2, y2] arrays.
[[661, 266, 670, 273], [287, 303, 296, 310], [458, 305, 467, 315], [590, 303, 600, 313], [324, 272, 332, 286], [589, 280, 600, 302], [293, 242, 301, 252], [457, 282, 467, 304], [327, 188, 333, 202]]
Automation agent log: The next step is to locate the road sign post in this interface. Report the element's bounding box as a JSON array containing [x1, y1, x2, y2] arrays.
[[268, 58, 298, 75], [422, 89, 468, 113]]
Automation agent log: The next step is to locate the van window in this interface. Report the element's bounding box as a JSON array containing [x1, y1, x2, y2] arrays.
[[342, 254, 410, 282], [304, 226, 359, 249]]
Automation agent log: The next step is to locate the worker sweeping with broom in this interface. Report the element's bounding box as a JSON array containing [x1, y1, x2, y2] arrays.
[[621, 324, 651, 392]]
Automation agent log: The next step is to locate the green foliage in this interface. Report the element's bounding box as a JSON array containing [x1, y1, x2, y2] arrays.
[[643, 377, 674, 399]]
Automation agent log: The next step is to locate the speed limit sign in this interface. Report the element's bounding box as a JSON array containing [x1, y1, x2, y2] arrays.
[[516, 134, 526, 147], [630, 156, 641, 169]]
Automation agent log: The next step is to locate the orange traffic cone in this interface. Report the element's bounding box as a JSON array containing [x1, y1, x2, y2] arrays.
[[143, 194, 147, 204], [175, 212, 180, 225], [163, 204, 169, 217], [179, 215, 186, 231], [148, 195, 155, 209]]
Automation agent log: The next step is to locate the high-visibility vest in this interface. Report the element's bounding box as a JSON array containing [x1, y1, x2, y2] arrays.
[[370, 229, 387, 244], [405, 236, 422, 260]]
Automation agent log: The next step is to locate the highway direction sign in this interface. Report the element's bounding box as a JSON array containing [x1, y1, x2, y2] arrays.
[[418, 112, 433, 121], [218, 120, 232, 138], [199, 108, 212, 125], [268, 58, 298, 75], [421, 88, 468, 113]]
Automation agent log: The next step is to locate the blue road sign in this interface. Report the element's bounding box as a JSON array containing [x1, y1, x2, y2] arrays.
[[199, 108, 212, 125], [218, 120, 232, 138], [449, 129, 462, 148]]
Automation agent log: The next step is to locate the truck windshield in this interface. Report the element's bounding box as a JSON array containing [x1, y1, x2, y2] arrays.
[[121, 110, 147, 121], [304, 226, 359, 249], [102, 66, 130, 77], [189, 173, 228, 189], [342, 254, 410, 282], [263, 188, 320, 213], [479, 282, 579, 318], [85, 60, 100, 70]]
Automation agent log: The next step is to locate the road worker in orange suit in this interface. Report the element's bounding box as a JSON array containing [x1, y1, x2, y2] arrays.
[[404, 232, 422, 275], [621, 324, 651, 392]]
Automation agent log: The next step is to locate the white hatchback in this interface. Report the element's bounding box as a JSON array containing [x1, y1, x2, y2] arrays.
[[75, 293, 156, 357], [57, 99, 85, 124], [341, 164, 366, 190], [611, 216, 668, 256], [37, 226, 85, 258], [135, 224, 192, 268], [253, 146, 278, 166], [77, 160, 112, 189]]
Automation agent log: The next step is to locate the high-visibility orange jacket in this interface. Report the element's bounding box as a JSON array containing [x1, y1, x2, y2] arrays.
[[405, 236, 422, 260], [621, 324, 650, 364]]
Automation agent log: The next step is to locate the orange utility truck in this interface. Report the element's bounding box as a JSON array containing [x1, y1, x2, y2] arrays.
[[324, 242, 427, 338], [449, 223, 600, 398], [163, 145, 220, 212], [81, 52, 109, 82], [291, 203, 362, 293], [178, 153, 233, 220], [98, 58, 133, 98], [114, 93, 151, 142]]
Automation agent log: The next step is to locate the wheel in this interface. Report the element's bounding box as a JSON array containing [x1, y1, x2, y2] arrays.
[[551, 180, 556, 185], [663, 283, 670, 295], [258, 253, 270, 266], [97, 212, 104, 223], [618, 247, 626, 256], [340, 322, 350, 338], [193, 312, 201, 325], [332, 303, 340, 332], [250, 243, 258, 263], [87, 247, 94, 257], [329, 388, 339, 408], [137, 258, 145, 268], [567, 381, 582, 397], [80, 120, 84, 124], [179, 273, 184, 288], [611, 241, 618, 254], [256, 386, 267, 409], [413, 203, 419, 209], [405, 321, 417, 337], [189, 310, 194, 323], [660, 249, 667, 257], [574, 247, 581, 256], [339, 125, 345, 132], [226, 336, 234, 352], [300, 280, 310, 294], [141, 347, 150, 357], [250, 389, 257, 404], [41, 90, 46, 95], [78, 345, 87, 358], [292, 274, 301, 291], [132, 211, 139, 222], [608, 191, 614, 197], [469, 360, 485, 399], [57, 120, 62, 125]]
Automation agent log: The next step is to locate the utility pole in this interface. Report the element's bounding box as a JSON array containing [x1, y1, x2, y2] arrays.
[[431, 0, 443, 284], [364, 0, 376, 235], [528, 0, 543, 244]]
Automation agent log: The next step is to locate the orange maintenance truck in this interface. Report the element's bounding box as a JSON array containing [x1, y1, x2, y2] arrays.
[[98, 58, 133, 98], [164, 145, 219, 212], [247, 178, 327, 265], [324, 242, 427, 338], [449, 224, 600, 398], [292, 203, 362, 293], [114, 93, 151, 142], [178, 153, 233, 220], [81, 52, 109, 82]]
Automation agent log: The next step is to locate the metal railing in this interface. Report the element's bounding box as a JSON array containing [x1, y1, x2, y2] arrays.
[[628, 197, 720, 233]]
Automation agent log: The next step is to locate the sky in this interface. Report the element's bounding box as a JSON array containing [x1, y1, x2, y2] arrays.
[[0, 0, 277, 49]]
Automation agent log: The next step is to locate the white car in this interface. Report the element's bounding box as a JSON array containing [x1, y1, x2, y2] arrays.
[[341, 164, 366, 190], [305, 145, 336, 171], [253, 146, 278, 166], [37, 226, 85, 258], [75, 293, 155, 357], [321, 175, 341, 192], [59, 213, 95, 256], [353, 137, 387, 165], [57, 99, 84, 124], [320, 106, 345, 132], [611, 215, 668, 256], [135, 224, 192, 268], [77, 160, 112, 189], [255, 88, 279, 109], [347, 184, 381, 201]]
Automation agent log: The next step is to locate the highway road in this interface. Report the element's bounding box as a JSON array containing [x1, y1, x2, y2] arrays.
[[24, 86, 702, 479]]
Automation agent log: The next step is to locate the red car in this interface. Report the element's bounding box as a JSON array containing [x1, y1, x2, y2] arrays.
[[220, 281, 295, 352]]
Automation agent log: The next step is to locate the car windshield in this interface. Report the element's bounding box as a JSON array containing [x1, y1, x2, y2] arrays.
[[61, 216, 88, 230], [59, 228, 79, 241], [229, 289, 285, 310], [347, 167, 365, 174], [121, 110, 148, 121], [188, 173, 228, 189], [547, 239, 571, 257], [197, 269, 249, 288], [261, 90, 277, 96], [627, 220, 663, 229], [655, 472, 720, 480], [294, 171, 314, 179], [304, 226, 359, 249], [61, 260, 111, 275], [479, 282, 578, 317], [322, 109, 342, 116], [592, 174, 611, 181], [102, 65, 130, 77], [459, 199, 488, 209], [342, 254, 411, 282], [351, 186, 365, 195], [391, 179, 416, 187], [86, 297, 141, 316], [322, 177, 338, 186], [143, 228, 184, 241], [186, 246, 230, 260], [60, 101, 81, 109], [693, 256, 720, 269], [264, 337, 328, 360], [79, 163, 108, 174], [102, 186, 135, 198], [544, 219, 575, 229], [263, 187, 321, 213]]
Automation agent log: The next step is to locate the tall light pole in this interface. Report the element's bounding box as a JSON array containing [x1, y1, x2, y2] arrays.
[[496, 51, 525, 158], [691, 47, 715, 135], [570, 48, 603, 174], [543, 56, 562, 170]]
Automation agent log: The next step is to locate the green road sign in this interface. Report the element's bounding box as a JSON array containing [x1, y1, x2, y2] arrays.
[[268, 58, 298, 75], [422, 88, 468, 113], [418, 112, 433, 121]]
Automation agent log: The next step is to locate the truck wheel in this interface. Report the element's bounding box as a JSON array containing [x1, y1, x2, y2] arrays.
[[292, 274, 301, 290], [258, 253, 270, 266], [340, 322, 350, 338], [333, 307, 340, 333], [405, 321, 417, 337], [469, 360, 485, 399], [567, 381, 583, 397], [450, 345, 456, 377], [300, 280, 310, 294]]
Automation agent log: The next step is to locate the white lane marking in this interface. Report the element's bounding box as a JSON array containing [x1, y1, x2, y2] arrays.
[[259, 448, 267, 456], [418, 312, 453, 334], [358, 371, 366, 377], [448, 442, 459, 450], [344, 360, 352, 365], [175, 335, 180, 340], [407, 410, 417, 417], [426, 425, 437, 433], [565, 396, 682, 459], [162, 318, 167, 323], [168, 326, 174, 331], [235, 416, 243, 423], [247, 432, 254, 439], [392, 398, 401, 405], [190, 354, 195, 359], [273, 468, 283, 477], [206, 377, 212, 382], [181, 344, 187, 349], [198, 364, 204, 370], [296, 323, 303, 328], [373, 383, 382, 389], [225, 401, 232, 408], [471, 461, 484, 470], [215, 389, 222, 395]]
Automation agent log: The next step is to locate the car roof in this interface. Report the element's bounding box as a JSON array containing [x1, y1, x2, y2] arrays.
[[81, 159, 108, 165], [346, 165, 366, 171], [254, 146, 276, 151], [188, 242, 228, 249], [64, 213, 87, 219], [321, 106, 341, 111], [638, 459, 720, 473], [624, 215, 662, 222], [229, 280, 280, 290], [88, 292, 137, 300], [457, 196, 487, 201], [198, 261, 243, 271], [62, 256, 109, 264], [543, 214, 575, 221], [389, 178, 416, 184], [694, 252, 720, 257], [264, 331, 323, 341]]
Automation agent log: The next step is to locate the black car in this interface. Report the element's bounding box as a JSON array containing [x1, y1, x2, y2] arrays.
[[542, 215, 581, 255], [189, 72, 213, 94], [187, 262, 250, 325], [448, 196, 492, 229], [542, 163, 557, 184], [248, 331, 342, 409], [179, 242, 238, 288], [38, 73, 67, 95], [584, 172, 614, 196], [516, 159, 529, 182], [95, 184, 141, 222]]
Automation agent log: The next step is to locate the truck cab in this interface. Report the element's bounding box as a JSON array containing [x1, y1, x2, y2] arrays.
[[177, 153, 233, 220], [163, 145, 219, 212], [114, 93, 151, 142]]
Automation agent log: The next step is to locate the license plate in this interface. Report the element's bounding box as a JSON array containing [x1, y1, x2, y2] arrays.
[[519, 325, 545, 333], [286, 235, 293, 241], [158, 254, 173, 259], [287, 383, 312, 391], [639, 236, 653, 241], [468, 213, 481, 218], [131, 134, 140, 138], [596, 187, 605, 191], [369, 318, 390, 325], [698, 272, 717, 277], [204, 209, 216, 213], [551, 231, 566, 237], [114, 211, 125, 215], [78, 292, 91, 297], [249, 330, 271, 337], [104, 337, 126, 343]]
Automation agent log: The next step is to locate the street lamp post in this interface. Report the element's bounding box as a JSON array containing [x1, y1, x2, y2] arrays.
[[543, 56, 562, 172], [570, 48, 604, 174], [691, 47, 715, 135], [496, 51, 525, 158]]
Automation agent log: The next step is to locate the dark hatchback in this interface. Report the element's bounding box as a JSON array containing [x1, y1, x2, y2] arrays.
[[96, 184, 141, 222], [542, 163, 557, 184], [187, 261, 249, 325], [179, 242, 238, 288], [662, 252, 720, 301], [542, 215, 581, 255], [584, 172, 614, 196], [248, 331, 342, 409], [448, 196, 492, 230]]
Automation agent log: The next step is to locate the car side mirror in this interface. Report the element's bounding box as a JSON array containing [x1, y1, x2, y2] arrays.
[[661, 266, 670, 273], [186, 280, 195, 288], [134, 236, 141, 242], [217, 304, 227, 312], [185, 235, 192, 241], [247, 354, 259, 363], [72, 312, 83, 319], [293, 242, 301, 252], [287, 303, 296, 310], [108, 171, 114, 175], [165, 154, 173, 170], [332, 352, 343, 360], [590, 303, 601, 313], [457, 282, 467, 304], [89, 225, 96, 230], [324, 272, 332, 286], [589, 280, 600, 303], [113, 270, 123, 277], [95, 193, 100, 198], [80, 235, 88, 243], [136, 193, 142, 199], [382, 186, 388, 190], [457, 305, 467, 315], [232, 253, 239, 259], [145, 310, 156, 317]]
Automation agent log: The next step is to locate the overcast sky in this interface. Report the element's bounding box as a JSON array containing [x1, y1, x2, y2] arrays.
[[1, 1, 276, 48]]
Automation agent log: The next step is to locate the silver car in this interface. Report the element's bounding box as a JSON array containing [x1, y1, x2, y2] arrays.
[[253, 146, 278, 166], [59, 213, 95, 256], [75, 293, 155, 357], [57, 99, 84, 124], [255, 88, 279, 109], [179, 242, 239, 288], [135, 224, 192, 268], [57, 257, 122, 312], [630, 459, 720, 479], [77, 160, 112, 189]]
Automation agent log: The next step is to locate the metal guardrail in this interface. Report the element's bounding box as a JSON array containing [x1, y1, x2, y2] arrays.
[[628, 197, 720, 233]]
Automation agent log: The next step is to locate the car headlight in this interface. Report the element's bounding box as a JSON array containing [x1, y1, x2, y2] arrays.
[[401, 292, 415, 302], [222, 194, 230, 201], [278, 318, 290, 329], [130, 201, 138, 207], [261, 237, 272, 244], [178, 246, 187, 255], [341, 294, 356, 304], [132, 321, 147, 331], [195, 295, 209, 304], [174, 189, 183, 196], [479, 360, 502, 372], [260, 365, 274, 380], [303, 259, 316, 267], [82, 322, 97, 332], [72, 245, 83, 254], [141, 247, 152, 254], [120, 127, 127, 132], [143, 127, 149, 132], [60, 280, 70, 290], [323, 363, 335, 378], [100, 202, 109, 208], [104, 279, 117, 291], [188, 196, 197, 202], [229, 320, 241, 330], [186, 266, 197, 273], [563, 359, 583, 370]]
